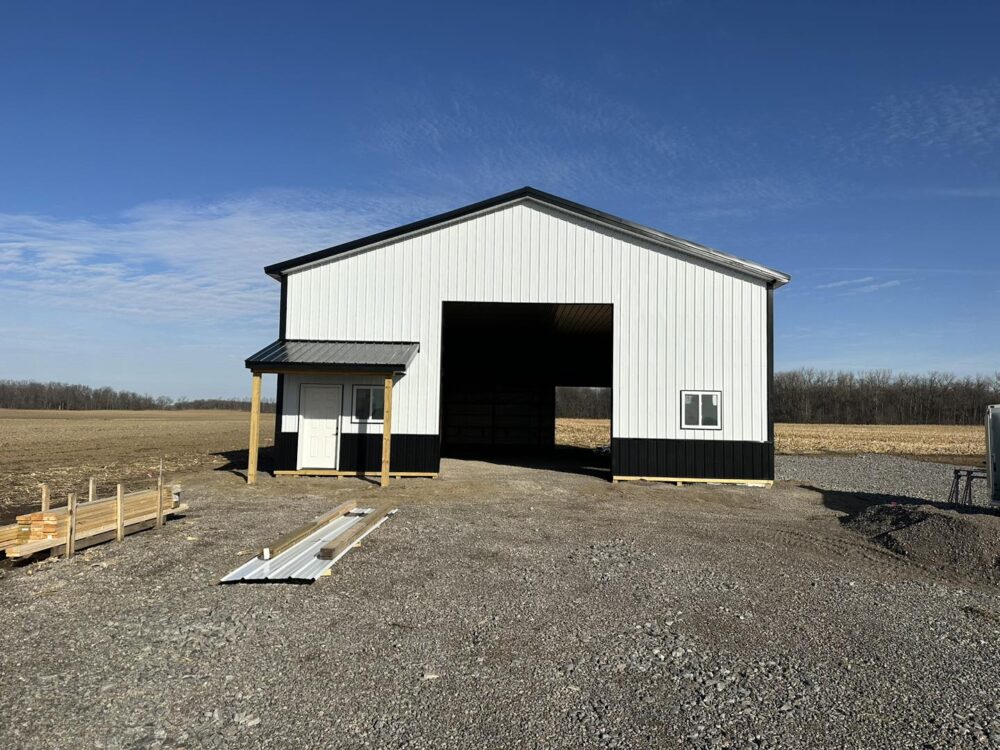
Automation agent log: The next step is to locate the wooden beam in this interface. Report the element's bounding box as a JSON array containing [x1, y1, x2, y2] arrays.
[[156, 459, 165, 528], [40, 484, 50, 512], [65, 493, 77, 558], [247, 372, 262, 485], [88, 477, 97, 504], [318, 507, 393, 560], [0, 523, 20, 552], [115, 483, 125, 542], [260, 501, 357, 560], [6, 493, 187, 559], [611, 476, 773, 487], [25, 511, 189, 558], [272, 470, 437, 478], [380, 375, 393, 488]]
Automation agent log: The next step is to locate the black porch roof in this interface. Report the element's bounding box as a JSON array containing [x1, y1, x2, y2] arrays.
[[246, 339, 419, 373]]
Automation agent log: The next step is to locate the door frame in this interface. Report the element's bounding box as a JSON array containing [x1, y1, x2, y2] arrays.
[[296, 383, 343, 470]]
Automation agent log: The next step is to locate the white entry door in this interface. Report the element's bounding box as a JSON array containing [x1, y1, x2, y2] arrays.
[[297, 384, 342, 470]]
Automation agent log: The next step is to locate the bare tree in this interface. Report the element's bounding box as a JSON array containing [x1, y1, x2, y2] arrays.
[[773, 370, 1000, 425]]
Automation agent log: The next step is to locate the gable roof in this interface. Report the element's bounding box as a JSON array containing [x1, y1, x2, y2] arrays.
[[264, 186, 791, 286]]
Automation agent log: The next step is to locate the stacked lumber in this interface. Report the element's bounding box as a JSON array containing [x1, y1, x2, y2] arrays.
[[2, 484, 187, 559], [0, 523, 20, 553]]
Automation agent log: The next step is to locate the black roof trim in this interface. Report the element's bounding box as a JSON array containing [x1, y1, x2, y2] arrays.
[[264, 186, 790, 285]]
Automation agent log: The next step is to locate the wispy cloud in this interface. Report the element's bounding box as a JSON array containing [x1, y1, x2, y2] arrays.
[[0, 189, 436, 325], [816, 276, 876, 289], [873, 79, 1000, 152], [0, 189, 450, 395], [847, 279, 902, 295], [357, 75, 831, 222], [813, 275, 903, 295], [904, 185, 1000, 199]]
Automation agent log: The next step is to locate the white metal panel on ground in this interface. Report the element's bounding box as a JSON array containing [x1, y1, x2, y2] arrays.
[[285, 198, 769, 443], [220, 508, 387, 583]]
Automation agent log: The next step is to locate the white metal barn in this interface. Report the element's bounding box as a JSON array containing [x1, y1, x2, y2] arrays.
[[244, 187, 790, 486]]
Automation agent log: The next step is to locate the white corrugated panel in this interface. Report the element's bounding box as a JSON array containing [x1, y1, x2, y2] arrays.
[[283, 199, 769, 443]]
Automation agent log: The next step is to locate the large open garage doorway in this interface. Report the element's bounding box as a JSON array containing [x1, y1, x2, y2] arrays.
[[440, 302, 613, 476]]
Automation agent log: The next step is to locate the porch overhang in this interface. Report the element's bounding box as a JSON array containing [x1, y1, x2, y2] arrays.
[[244, 339, 419, 375], [244, 339, 416, 488]]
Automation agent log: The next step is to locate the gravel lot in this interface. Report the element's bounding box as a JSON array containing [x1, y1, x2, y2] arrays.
[[2, 454, 998, 749], [777, 453, 987, 505]]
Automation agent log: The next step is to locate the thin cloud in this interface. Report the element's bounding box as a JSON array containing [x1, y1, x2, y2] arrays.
[[873, 80, 1000, 152], [0, 189, 438, 325], [848, 280, 902, 295], [817, 276, 876, 289], [358, 75, 830, 221], [909, 186, 1000, 199]]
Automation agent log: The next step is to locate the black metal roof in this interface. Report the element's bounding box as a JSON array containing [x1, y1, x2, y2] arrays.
[[246, 339, 419, 373], [263, 186, 791, 286]]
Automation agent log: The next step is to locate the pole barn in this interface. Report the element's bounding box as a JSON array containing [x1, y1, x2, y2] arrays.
[[244, 187, 790, 486]]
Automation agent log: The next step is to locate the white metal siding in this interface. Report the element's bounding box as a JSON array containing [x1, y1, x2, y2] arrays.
[[284, 199, 768, 442], [282, 374, 386, 434]]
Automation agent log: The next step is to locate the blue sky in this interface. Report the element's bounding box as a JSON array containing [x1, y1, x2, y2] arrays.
[[1, 1, 997, 398]]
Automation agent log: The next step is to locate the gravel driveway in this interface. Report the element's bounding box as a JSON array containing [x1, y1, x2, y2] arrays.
[[777, 453, 987, 505], [1, 455, 998, 749]]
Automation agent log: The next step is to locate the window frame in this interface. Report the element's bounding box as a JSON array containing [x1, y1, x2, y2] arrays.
[[680, 390, 723, 431], [351, 384, 385, 424]]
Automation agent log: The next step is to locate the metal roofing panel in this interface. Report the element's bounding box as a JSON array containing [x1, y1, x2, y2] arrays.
[[245, 339, 419, 372], [220, 508, 391, 583]]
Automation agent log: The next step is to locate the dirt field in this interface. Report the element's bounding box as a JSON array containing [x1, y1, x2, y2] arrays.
[[775, 422, 985, 463], [0, 412, 985, 523], [0, 409, 274, 522], [555, 418, 984, 463], [555, 417, 611, 449]]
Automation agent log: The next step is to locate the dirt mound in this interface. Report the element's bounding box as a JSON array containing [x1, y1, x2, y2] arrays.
[[844, 503, 1000, 586]]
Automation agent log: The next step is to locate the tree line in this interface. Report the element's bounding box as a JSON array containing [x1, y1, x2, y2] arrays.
[[557, 372, 1000, 425], [773, 370, 999, 425], [0, 380, 275, 412], [556, 387, 612, 419], [3, 373, 997, 424]]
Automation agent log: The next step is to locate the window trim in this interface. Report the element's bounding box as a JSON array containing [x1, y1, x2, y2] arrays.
[[680, 390, 722, 431], [351, 384, 385, 424]]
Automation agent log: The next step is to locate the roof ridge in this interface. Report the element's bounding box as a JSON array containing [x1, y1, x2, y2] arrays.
[[263, 187, 790, 286]]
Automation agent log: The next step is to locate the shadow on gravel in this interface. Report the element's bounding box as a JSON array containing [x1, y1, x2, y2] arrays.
[[213, 447, 275, 480], [811, 485, 1000, 518]]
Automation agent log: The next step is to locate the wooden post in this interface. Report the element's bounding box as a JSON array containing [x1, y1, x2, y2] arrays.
[[41, 484, 50, 512], [156, 458, 164, 528], [115, 483, 125, 542], [380, 374, 393, 488], [88, 476, 96, 504], [65, 493, 78, 558], [248, 372, 262, 485]]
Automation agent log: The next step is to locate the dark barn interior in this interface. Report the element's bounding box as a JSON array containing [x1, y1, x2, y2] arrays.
[[440, 302, 613, 459]]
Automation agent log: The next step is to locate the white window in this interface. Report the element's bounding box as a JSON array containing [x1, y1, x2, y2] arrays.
[[352, 385, 385, 423], [681, 390, 721, 430]]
